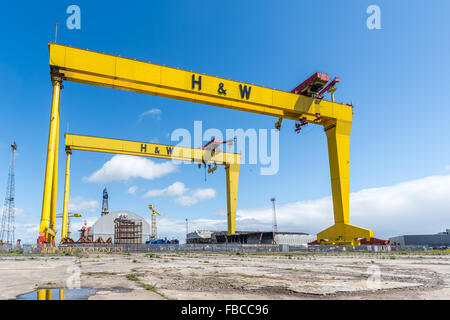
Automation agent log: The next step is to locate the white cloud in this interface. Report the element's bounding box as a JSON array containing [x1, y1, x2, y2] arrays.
[[149, 174, 450, 241], [127, 185, 138, 195], [13, 223, 40, 243], [166, 182, 189, 196], [176, 188, 216, 206], [1, 206, 32, 219], [68, 196, 99, 214], [144, 181, 216, 206], [139, 108, 161, 120], [144, 188, 166, 197], [445, 165, 450, 171], [85, 155, 177, 183]]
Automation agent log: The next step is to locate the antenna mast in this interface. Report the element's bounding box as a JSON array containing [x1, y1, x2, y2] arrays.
[[0, 142, 17, 247], [185, 218, 188, 243], [54, 22, 58, 43]]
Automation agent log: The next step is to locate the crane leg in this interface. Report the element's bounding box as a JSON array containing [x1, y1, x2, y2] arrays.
[[37, 289, 46, 300], [225, 163, 240, 235], [45, 289, 53, 300], [61, 150, 71, 241], [49, 112, 60, 245], [38, 79, 61, 244], [318, 120, 373, 244]]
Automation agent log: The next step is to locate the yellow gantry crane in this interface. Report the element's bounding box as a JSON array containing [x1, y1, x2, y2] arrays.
[[148, 205, 161, 240], [58, 134, 240, 242], [40, 43, 373, 245]]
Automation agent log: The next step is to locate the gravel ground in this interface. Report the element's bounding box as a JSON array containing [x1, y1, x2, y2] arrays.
[[0, 251, 448, 300]]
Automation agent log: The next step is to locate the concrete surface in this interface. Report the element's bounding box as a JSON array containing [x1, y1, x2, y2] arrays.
[[0, 251, 448, 300]]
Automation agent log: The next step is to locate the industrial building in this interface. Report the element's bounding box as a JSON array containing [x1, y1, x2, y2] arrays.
[[187, 230, 316, 246], [186, 230, 214, 244], [389, 229, 450, 247], [91, 211, 151, 244]]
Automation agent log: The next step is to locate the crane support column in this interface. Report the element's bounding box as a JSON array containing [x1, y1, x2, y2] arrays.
[[317, 120, 373, 244], [49, 110, 60, 244], [37, 289, 46, 300], [38, 79, 62, 244], [61, 149, 72, 240], [225, 162, 240, 235], [45, 289, 53, 300]]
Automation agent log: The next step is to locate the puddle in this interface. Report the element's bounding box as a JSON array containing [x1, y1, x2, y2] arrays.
[[15, 288, 129, 300]]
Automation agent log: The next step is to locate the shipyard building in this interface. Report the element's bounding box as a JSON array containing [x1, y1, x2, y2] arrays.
[[187, 230, 316, 246], [389, 229, 450, 248], [91, 211, 151, 244]]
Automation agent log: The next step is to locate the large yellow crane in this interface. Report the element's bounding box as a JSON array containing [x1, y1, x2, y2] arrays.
[[148, 205, 161, 240], [40, 43, 373, 245], [59, 134, 240, 242]]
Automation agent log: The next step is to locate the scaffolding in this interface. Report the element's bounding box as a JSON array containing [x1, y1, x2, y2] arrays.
[[114, 217, 142, 244]]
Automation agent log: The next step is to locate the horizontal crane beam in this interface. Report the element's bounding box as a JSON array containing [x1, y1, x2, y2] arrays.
[[62, 134, 240, 238], [65, 134, 240, 165], [49, 43, 352, 124]]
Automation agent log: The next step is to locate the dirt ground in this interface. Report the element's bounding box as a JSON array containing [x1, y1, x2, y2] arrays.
[[0, 251, 448, 300]]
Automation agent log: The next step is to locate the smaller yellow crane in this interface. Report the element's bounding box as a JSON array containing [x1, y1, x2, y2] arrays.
[[56, 213, 82, 240], [148, 205, 161, 240]]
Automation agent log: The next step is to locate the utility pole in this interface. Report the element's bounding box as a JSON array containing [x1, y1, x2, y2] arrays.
[[1, 142, 17, 247], [270, 197, 278, 233], [185, 218, 188, 244]]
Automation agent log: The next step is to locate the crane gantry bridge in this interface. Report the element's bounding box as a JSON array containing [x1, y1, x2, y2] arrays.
[[38, 42, 373, 245], [59, 134, 240, 241]]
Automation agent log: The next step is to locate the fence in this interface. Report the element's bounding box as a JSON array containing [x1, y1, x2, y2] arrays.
[[11, 243, 442, 255], [0, 243, 12, 252], [52, 243, 280, 254], [302, 245, 393, 252]]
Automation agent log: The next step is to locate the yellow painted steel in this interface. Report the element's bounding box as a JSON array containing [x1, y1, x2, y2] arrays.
[[225, 164, 240, 235], [48, 43, 351, 123], [63, 134, 240, 235], [45, 289, 53, 300], [37, 289, 46, 300], [39, 79, 61, 243], [65, 134, 240, 165], [49, 112, 60, 244], [45, 42, 373, 244], [61, 150, 72, 240], [319, 120, 373, 244], [37, 289, 64, 300]]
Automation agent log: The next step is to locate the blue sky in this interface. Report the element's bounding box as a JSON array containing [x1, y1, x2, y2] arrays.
[[1, 1, 450, 243]]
